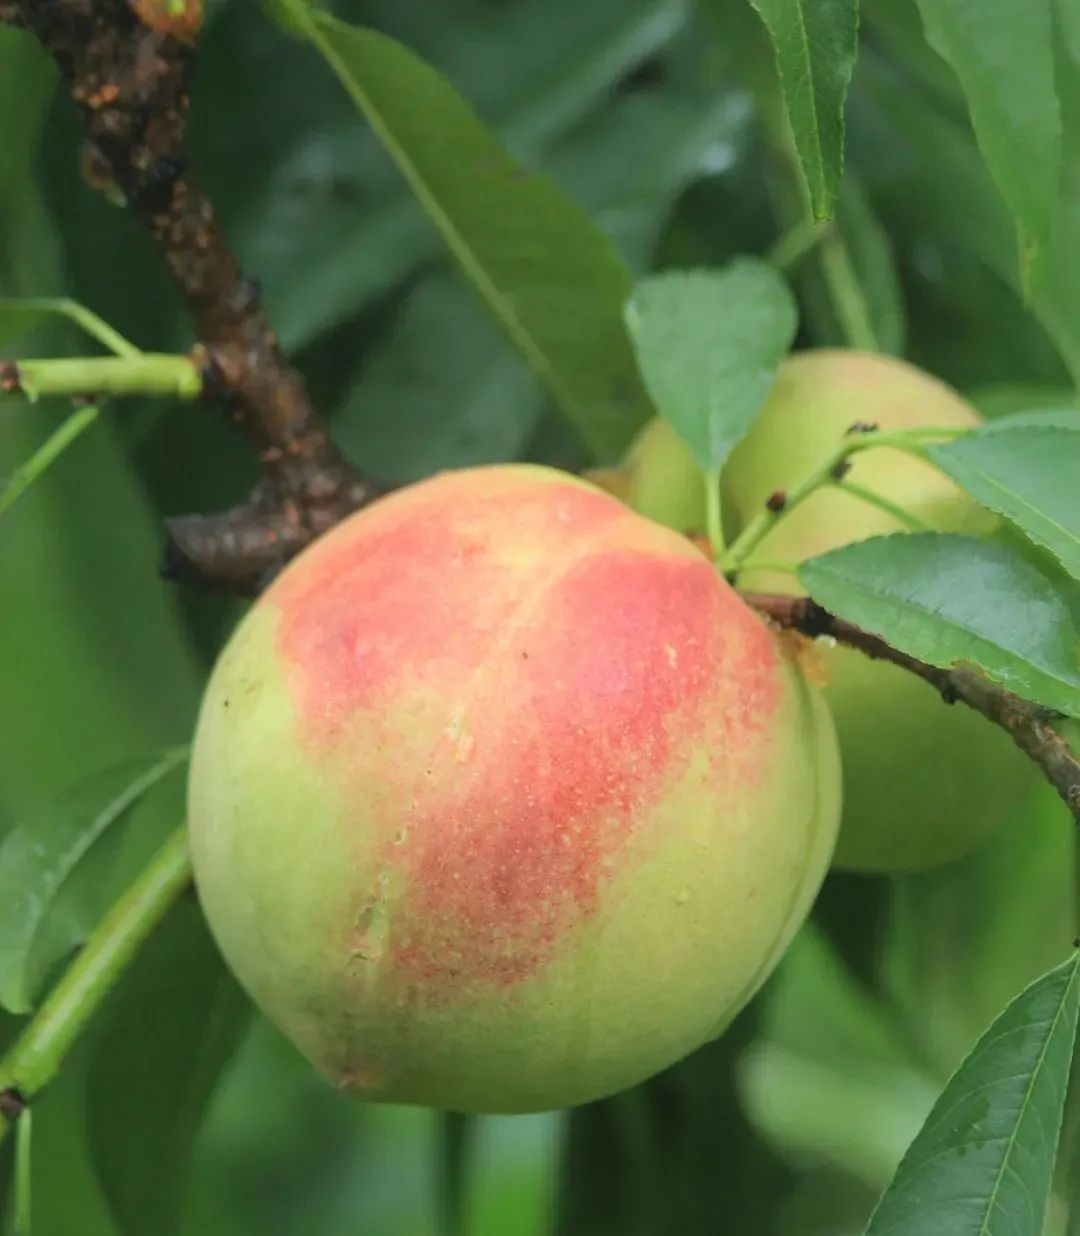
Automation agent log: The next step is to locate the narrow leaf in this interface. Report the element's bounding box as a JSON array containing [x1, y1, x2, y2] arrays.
[[0, 748, 188, 1013], [867, 953, 1080, 1236], [748, 0, 860, 219], [88, 896, 250, 1236], [0, 298, 138, 356], [799, 533, 1080, 717], [281, 6, 653, 460], [0, 405, 100, 518], [913, 0, 1061, 282], [624, 262, 798, 472], [930, 428, 1080, 581]]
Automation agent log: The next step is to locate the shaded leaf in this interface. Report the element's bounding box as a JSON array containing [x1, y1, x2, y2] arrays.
[[332, 273, 546, 482], [883, 787, 1077, 1078], [240, 0, 689, 352], [799, 533, 1080, 716], [0, 406, 101, 518], [830, 172, 906, 354], [739, 926, 937, 1191], [867, 954, 1080, 1236], [555, 1008, 791, 1235], [624, 261, 798, 471], [88, 895, 251, 1236], [748, 0, 859, 219], [913, 0, 1060, 283], [274, 5, 654, 460], [930, 427, 1080, 580], [0, 749, 187, 1014], [0, 298, 138, 355], [978, 407, 1080, 431]]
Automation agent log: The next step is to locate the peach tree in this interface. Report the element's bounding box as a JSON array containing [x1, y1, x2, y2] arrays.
[[0, 1, 1079, 1235]]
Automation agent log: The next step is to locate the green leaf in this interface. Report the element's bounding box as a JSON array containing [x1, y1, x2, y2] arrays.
[[0, 749, 187, 1014], [332, 273, 546, 483], [912, 0, 1061, 284], [747, 0, 859, 219], [930, 428, 1080, 581], [235, 0, 691, 352], [883, 787, 1077, 1079], [798, 533, 1080, 717], [738, 925, 938, 1191], [866, 953, 1080, 1236], [87, 895, 250, 1236], [437, 1112, 472, 1236], [624, 262, 798, 471], [0, 405, 101, 518], [979, 407, 1080, 431], [555, 1010, 792, 1235], [276, 7, 654, 461], [0, 298, 138, 355]]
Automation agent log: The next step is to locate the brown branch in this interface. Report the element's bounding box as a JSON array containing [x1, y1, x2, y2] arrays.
[[745, 592, 1080, 825], [15, 0, 377, 592]]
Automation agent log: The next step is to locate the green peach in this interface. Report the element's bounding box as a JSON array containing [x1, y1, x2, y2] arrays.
[[188, 464, 840, 1113], [723, 349, 1033, 872]]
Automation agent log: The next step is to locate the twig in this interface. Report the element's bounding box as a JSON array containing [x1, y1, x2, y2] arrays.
[[13, 0, 377, 592], [745, 592, 1080, 824], [0, 827, 192, 1143], [719, 424, 966, 575]]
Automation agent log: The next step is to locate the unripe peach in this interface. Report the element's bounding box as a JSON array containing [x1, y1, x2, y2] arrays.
[[723, 350, 1034, 871], [188, 465, 839, 1113]]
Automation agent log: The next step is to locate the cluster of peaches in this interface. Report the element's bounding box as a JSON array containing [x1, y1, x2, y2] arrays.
[[188, 352, 1028, 1113]]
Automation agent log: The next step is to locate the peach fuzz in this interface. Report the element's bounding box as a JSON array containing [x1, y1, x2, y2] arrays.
[[188, 464, 840, 1113]]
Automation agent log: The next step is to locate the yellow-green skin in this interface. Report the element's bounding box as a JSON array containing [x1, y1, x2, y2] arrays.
[[623, 351, 1034, 872], [188, 465, 840, 1113]]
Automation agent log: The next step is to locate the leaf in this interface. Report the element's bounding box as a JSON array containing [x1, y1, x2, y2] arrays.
[[623, 262, 798, 472], [866, 953, 1080, 1236], [747, 0, 859, 219], [0, 748, 187, 1014], [0, 405, 101, 518], [930, 428, 1080, 581], [829, 172, 906, 354], [88, 894, 251, 1236], [798, 533, 1080, 717], [0, 297, 138, 355], [912, 0, 1061, 284], [883, 786, 1077, 1078], [555, 1009, 792, 1235], [437, 1111, 472, 1236], [738, 926, 938, 1191], [978, 407, 1080, 431], [232, 0, 691, 352], [332, 273, 547, 483], [275, 5, 654, 461]]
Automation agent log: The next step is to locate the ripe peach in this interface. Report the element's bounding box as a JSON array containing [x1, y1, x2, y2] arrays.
[[188, 465, 839, 1113]]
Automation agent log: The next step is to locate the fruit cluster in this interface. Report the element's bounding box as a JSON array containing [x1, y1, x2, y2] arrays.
[[187, 351, 1032, 1113]]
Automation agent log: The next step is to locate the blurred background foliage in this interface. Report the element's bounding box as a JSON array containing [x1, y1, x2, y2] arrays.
[[1, 0, 1077, 1232]]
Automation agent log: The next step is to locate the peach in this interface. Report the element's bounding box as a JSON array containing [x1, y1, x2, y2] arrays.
[[188, 465, 839, 1113], [723, 350, 1034, 871]]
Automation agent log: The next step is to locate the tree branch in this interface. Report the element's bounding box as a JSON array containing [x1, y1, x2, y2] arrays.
[[745, 592, 1080, 824], [13, 0, 377, 592]]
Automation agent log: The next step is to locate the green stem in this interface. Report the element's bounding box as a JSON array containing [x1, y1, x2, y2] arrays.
[[14, 1109, 31, 1235], [769, 218, 832, 271], [819, 229, 880, 353], [7, 355, 200, 403], [0, 297, 140, 358], [720, 427, 962, 574], [0, 405, 100, 516], [705, 469, 724, 559], [0, 827, 192, 1142], [833, 478, 933, 532]]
